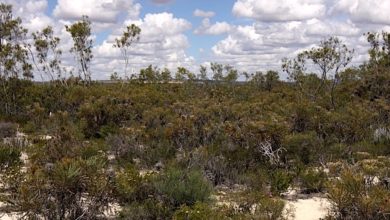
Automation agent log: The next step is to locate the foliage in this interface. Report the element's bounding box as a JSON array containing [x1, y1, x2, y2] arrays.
[[32, 26, 63, 81], [0, 3, 32, 79], [0, 121, 17, 138], [270, 170, 293, 195], [173, 202, 225, 220], [155, 167, 213, 207], [114, 24, 141, 78], [65, 15, 93, 83], [327, 168, 390, 219], [299, 168, 327, 193], [3, 4, 390, 218], [0, 144, 21, 170]]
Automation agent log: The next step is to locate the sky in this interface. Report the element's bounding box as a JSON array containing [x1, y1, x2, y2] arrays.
[[3, 0, 390, 80]]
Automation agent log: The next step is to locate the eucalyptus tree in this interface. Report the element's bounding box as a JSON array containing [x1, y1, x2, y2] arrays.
[[0, 3, 33, 116], [282, 37, 353, 107], [210, 62, 223, 81], [198, 65, 208, 81], [161, 68, 172, 83], [365, 31, 390, 74], [223, 65, 238, 83], [176, 67, 195, 81], [114, 24, 141, 78], [66, 15, 93, 84], [32, 26, 63, 82], [0, 3, 32, 79]]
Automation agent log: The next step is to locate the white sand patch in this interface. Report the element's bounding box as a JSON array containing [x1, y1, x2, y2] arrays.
[[284, 197, 331, 220], [0, 213, 21, 220], [0, 202, 21, 220]]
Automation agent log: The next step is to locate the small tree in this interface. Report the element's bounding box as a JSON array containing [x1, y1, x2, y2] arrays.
[[176, 67, 195, 81], [161, 68, 172, 83], [210, 62, 223, 81], [66, 15, 93, 84], [114, 24, 141, 78], [223, 65, 238, 83], [32, 26, 63, 82], [198, 65, 208, 81], [0, 3, 33, 116], [282, 37, 353, 107], [0, 3, 32, 79], [264, 70, 279, 91]]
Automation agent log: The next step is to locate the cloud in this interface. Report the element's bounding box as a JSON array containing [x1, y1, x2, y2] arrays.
[[93, 12, 194, 79], [333, 0, 390, 25], [232, 0, 326, 22], [53, 0, 141, 24], [209, 18, 369, 76], [193, 9, 216, 18], [151, 0, 174, 5], [2, 0, 53, 32], [194, 18, 231, 35]]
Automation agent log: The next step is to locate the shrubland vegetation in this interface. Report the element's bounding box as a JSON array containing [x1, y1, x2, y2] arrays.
[[1, 3, 390, 219]]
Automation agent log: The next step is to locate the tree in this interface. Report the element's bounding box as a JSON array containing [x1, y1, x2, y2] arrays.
[[365, 31, 390, 71], [161, 68, 172, 83], [66, 16, 93, 84], [282, 37, 353, 107], [0, 3, 33, 117], [32, 26, 63, 82], [264, 70, 279, 91], [114, 24, 141, 78], [210, 62, 223, 81], [0, 3, 32, 79], [198, 65, 208, 81], [176, 67, 195, 81], [139, 65, 160, 82], [223, 65, 238, 83]]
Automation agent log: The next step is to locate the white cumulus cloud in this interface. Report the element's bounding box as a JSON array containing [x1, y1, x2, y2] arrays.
[[232, 0, 326, 21], [193, 9, 216, 18]]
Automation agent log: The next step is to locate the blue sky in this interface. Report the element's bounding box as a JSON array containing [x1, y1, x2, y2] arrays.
[[5, 0, 390, 79], [46, 0, 241, 62]]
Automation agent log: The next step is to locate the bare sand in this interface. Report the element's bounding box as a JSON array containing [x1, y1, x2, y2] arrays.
[[284, 197, 331, 220]]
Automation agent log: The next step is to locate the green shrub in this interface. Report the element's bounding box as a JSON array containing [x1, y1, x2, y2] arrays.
[[215, 190, 287, 220], [114, 165, 155, 203], [118, 199, 172, 220], [155, 167, 213, 207], [283, 132, 321, 165], [173, 202, 225, 220], [327, 168, 390, 219], [270, 170, 292, 195], [300, 168, 327, 193], [255, 197, 286, 220], [0, 145, 21, 170], [0, 122, 17, 138]]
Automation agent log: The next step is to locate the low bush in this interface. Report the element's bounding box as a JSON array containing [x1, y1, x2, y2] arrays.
[[155, 166, 213, 207], [173, 202, 225, 220], [300, 168, 327, 193], [0, 122, 17, 138], [0, 145, 21, 170], [118, 199, 172, 220], [327, 168, 390, 219], [270, 170, 292, 195]]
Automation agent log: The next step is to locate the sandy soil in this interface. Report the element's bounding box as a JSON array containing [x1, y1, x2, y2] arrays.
[[284, 197, 331, 220]]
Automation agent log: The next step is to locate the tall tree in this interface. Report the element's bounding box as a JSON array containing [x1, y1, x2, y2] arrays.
[[0, 3, 32, 79], [210, 62, 223, 81], [0, 3, 32, 116], [32, 26, 63, 82], [65, 16, 93, 84], [198, 65, 208, 81], [365, 31, 390, 71], [114, 24, 141, 78], [282, 37, 353, 107]]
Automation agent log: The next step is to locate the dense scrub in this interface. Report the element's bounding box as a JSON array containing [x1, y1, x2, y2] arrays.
[[1, 2, 390, 219]]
